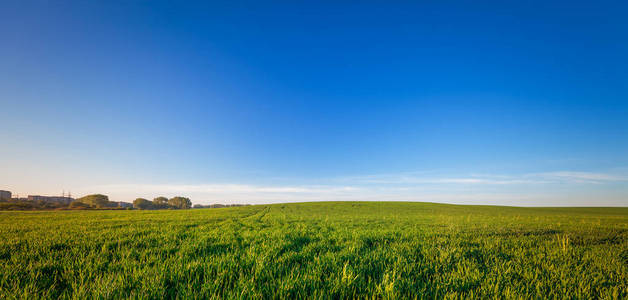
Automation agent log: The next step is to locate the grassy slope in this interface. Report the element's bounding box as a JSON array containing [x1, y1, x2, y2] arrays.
[[0, 202, 626, 299]]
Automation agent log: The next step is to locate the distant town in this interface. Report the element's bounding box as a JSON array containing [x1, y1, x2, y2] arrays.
[[0, 189, 248, 211]]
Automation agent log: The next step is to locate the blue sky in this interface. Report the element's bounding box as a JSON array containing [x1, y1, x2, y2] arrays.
[[1, 1, 627, 206]]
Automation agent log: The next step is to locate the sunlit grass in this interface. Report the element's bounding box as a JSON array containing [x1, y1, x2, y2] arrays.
[[0, 202, 626, 298]]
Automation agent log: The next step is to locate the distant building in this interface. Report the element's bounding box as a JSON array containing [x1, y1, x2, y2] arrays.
[[0, 190, 11, 200], [27, 195, 74, 204]]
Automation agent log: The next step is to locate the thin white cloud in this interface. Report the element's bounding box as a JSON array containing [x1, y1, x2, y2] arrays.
[[340, 171, 627, 186], [86, 183, 359, 195], [340, 174, 541, 185], [75, 183, 364, 205], [531, 171, 628, 183], [71, 170, 628, 206], [429, 178, 542, 185]]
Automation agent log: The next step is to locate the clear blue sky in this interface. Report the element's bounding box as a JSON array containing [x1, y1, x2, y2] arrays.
[[1, 1, 627, 206]]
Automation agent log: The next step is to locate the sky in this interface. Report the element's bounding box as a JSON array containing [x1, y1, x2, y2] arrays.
[[1, 1, 627, 206]]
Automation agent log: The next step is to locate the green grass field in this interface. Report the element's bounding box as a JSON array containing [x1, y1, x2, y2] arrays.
[[0, 202, 626, 299]]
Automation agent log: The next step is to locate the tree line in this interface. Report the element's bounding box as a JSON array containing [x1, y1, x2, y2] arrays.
[[0, 194, 192, 210], [77, 194, 192, 209], [132, 196, 192, 210]]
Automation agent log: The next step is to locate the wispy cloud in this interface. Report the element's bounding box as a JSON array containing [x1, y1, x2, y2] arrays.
[[340, 171, 628, 186], [74, 170, 628, 206], [87, 183, 359, 195], [531, 171, 628, 183], [76, 183, 363, 205]]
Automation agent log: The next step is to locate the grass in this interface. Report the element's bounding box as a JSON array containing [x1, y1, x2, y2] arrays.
[[0, 201, 626, 299]]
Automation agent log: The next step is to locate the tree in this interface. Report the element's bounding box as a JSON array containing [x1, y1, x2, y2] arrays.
[[133, 198, 153, 210], [168, 196, 192, 209], [77, 194, 109, 208], [153, 196, 168, 205], [152, 196, 169, 209]]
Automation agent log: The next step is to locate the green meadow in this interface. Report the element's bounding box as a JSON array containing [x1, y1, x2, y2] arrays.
[[0, 202, 626, 299]]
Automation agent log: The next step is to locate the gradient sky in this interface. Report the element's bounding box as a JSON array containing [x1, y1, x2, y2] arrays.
[[1, 1, 627, 206]]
